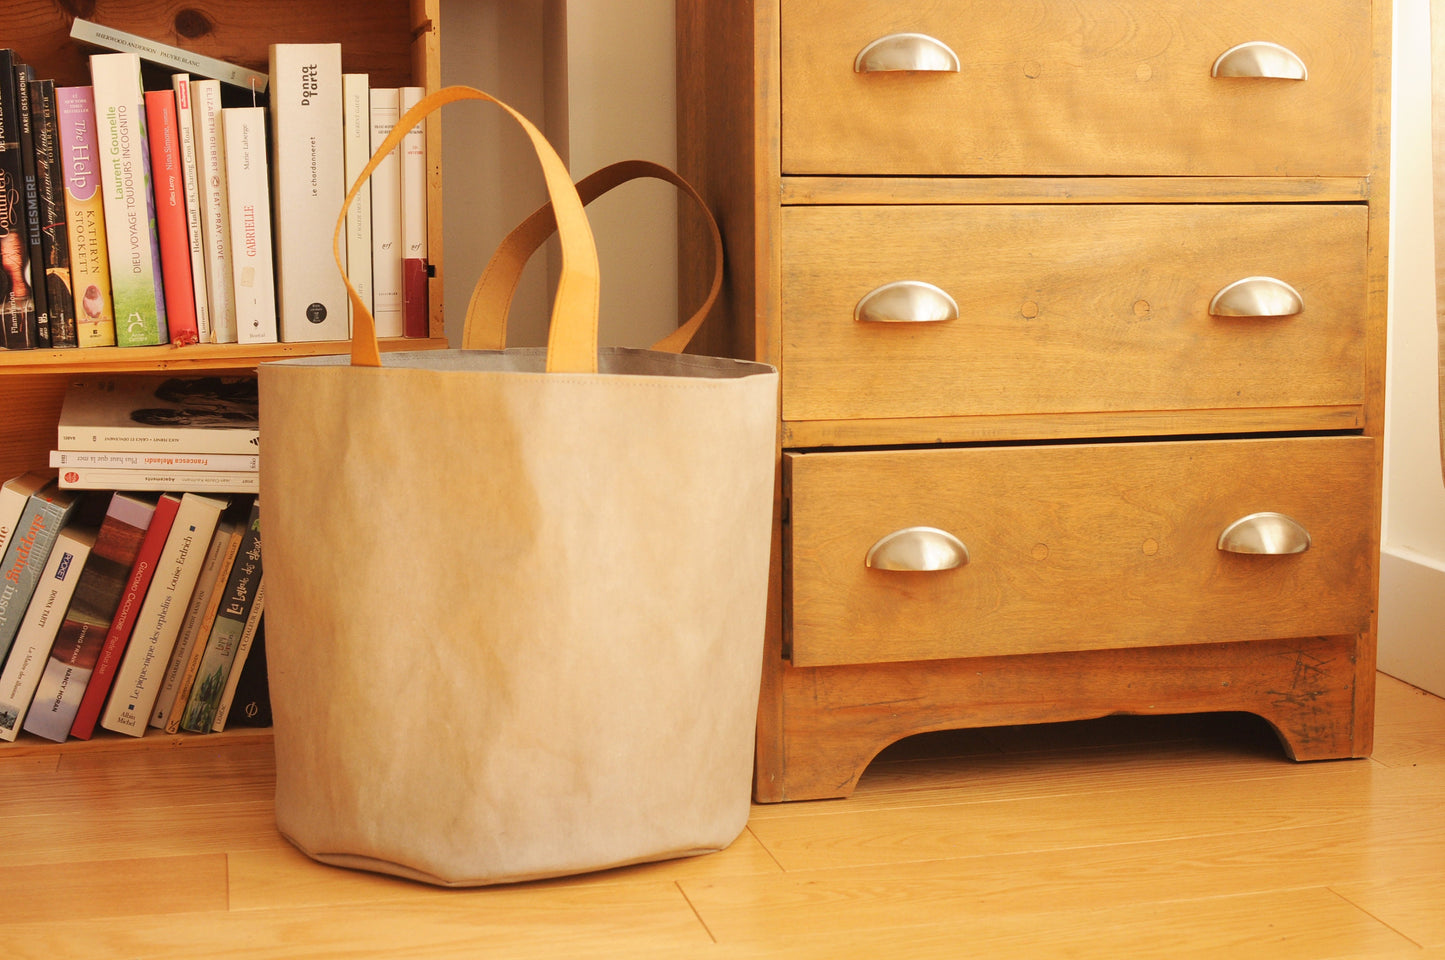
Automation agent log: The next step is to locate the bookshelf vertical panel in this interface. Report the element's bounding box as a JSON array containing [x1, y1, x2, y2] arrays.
[[0, 376, 67, 481]]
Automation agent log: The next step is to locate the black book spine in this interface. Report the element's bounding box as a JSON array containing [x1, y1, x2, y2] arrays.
[[0, 49, 39, 349], [31, 79, 75, 348], [12, 63, 50, 348]]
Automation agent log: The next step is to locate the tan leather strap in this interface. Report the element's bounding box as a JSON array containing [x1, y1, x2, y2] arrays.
[[461, 158, 723, 355], [334, 85, 600, 371]]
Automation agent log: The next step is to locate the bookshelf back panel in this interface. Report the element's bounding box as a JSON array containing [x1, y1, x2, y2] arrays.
[[10, 0, 420, 88]]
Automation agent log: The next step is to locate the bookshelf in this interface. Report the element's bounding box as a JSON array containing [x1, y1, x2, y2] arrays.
[[1, 0, 445, 752]]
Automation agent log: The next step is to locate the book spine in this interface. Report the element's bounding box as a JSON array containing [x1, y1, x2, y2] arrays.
[[368, 87, 403, 338], [0, 526, 93, 741], [181, 501, 260, 733], [149, 518, 233, 729], [191, 79, 235, 343], [22, 491, 156, 743], [70, 18, 270, 93], [342, 73, 371, 333], [90, 53, 168, 347], [69, 492, 180, 739], [171, 75, 210, 343], [55, 86, 116, 348], [144, 90, 199, 346], [13, 65, 52, 348], [0, 486, 80, 667], [31, 79, 77, 348], [1, 51, 40, 350], [51, 450, 259, 472], [270, 44, 348, 343], [0, 473, 51, 559], [221, 107, 276, 344], [400, 86, 428, 339], [210, 576, 263, 731], [57, 467, 258, 493], [101, 493, 226, 736]]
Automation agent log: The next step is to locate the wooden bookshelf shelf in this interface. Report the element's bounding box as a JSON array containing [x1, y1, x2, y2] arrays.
[[0, 337, 450, 375]]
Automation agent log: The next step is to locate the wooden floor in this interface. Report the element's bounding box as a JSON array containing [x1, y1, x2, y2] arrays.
[[2, 672, 1442, 959]]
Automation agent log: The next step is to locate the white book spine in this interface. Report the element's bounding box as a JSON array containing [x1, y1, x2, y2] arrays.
[[269, 44, 348, 342], [221, 107, 278, 344], [50, 450, 260, 472], [368, 88, 403, 339], [400, 85, 427, 263], [343, 73, 372, 331], [100, 494, 228, 737], [0, 528, 94, 741], [89, 53, 168, 347], [149, 520, 232, 729], [171, 75, 211, 342], [191, 80, 236, 342]]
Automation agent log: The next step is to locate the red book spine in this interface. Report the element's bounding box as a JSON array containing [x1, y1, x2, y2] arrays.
[[402, 258, 428, 338], [69, 493, 182, 739], [144, 90, 199, 346]]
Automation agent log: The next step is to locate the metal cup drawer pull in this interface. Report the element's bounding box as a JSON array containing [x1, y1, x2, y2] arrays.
[[865, 526, 970, 572], [855, 33, 961, 73], [854, 281, 959, 324], [1217, 512, 1312, 555], [1209, 277, 1304, 318], [1211, 41, 1309, 80]]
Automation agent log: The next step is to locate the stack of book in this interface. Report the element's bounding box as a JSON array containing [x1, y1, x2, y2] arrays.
[[52, 375, 260, 493], [0, 475, 268, 744], [0, 19, 430, 351]]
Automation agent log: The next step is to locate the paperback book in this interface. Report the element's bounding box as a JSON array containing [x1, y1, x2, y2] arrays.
[[90, 53, 168, 346], [0, 481, 82, 670], [368, 87, 403, 338], [57, 466, 258, 494], [70, 18, 269, 93], [1, 472, 51, 559], [221, 107, 277, 344], [13, 63, 52, 347], [1, 49, 40, 349], [191, 79, 235, 342], [145, 89, 199, 345], [57, 375, 260, 456], [342, 72, 371, 329], [30, 78, 77, 347], [56, 85, 116, 348], [171, 75, 210, 341], [400, 85, 428, 338], [181, 498, 260, 734]]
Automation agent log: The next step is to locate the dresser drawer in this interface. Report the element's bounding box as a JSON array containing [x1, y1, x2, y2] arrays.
[[781, 203, 1366, 424], [780, 0, 1372, 176], [786, 436, 1376, 667]]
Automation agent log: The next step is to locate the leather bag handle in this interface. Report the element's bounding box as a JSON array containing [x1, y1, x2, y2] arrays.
[[333, 85, 600, 372], [461, 158, 723, 355]]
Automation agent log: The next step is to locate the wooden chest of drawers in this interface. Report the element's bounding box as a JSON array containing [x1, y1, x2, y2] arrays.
[[678, 0, 1391, 801]]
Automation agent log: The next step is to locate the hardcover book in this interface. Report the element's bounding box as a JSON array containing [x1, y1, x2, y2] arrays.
[[1, 49, 40, 349], [56, 85, 116, 348], [22, 491, 157, 742], [0, 522, 96, 740], [144, 89, 199, 345], [69, 491, 180, 739], [12, 63, 51, 347], [30, 78, 78, 347], [90, 53, 168, 347], [57, 375, 260, 455], [70, 18, 269, 93], [400, 85, 428, 339], [171, 75, 210, 342], [270, 44, 348, 342], [343, 73, 372, 329], [190, 79, 235, 343], [181, 498, 260, 733], [368, 87, 403, 338], [149, 509, 240, 730], [0, 481, 82, 670], [221, 107, 277, 344], [101, 492, 227, 736]]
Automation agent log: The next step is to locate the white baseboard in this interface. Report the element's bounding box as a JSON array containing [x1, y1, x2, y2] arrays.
[[1378, 547, 1445, 697]]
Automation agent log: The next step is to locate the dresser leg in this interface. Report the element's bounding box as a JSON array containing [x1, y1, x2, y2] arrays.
[[753, 634, 1373, 802]]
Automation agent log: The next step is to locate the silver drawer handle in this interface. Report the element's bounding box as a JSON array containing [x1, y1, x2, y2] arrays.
[[1218, 512, 1312, 555], [855, 33, 961, 73], [865, 527, 970, 572], [1211, 41, 1308, 80], [1209, 277, 1304, 318], [854, 281, 959, 324]]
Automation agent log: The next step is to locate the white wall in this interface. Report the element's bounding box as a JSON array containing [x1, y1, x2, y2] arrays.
[[1382, 0, 1445, 697]]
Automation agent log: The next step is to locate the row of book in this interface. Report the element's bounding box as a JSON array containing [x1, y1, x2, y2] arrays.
[[0, 19, 430, 351], [0, 475, 268, 744]]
